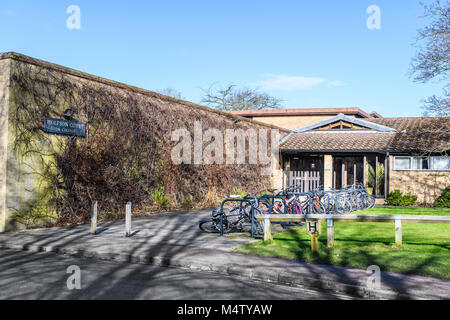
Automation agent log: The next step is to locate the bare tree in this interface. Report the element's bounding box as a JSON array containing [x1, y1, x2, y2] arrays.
[[200, 84, 283, 111], [410, 0, 450, 116], [155, 88, 185, 100], [422, 87, 450, 116]]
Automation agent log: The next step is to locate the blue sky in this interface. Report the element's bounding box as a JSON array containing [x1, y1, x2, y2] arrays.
[[0, 0, 445, 116]]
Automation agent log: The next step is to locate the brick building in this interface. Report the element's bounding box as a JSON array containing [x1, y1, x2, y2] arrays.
[[274, 113, 449, 205]]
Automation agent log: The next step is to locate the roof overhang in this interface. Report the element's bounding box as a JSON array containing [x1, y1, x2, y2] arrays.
[[229, 108, 373, 118], [280, 113, 396, 145]]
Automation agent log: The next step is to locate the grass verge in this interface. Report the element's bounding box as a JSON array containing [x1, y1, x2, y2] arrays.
[[234, 207, 450, 279]]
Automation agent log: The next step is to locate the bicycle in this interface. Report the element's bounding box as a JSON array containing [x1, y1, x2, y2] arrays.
[[199, 190, 272, 235]]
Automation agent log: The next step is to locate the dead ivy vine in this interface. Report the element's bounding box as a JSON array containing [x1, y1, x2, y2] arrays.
[[9, 61, 272, 225]]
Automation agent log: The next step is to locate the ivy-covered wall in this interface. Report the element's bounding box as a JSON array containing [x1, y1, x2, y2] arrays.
[[0, 59, 10, 232], [0, 53, 283, 231]]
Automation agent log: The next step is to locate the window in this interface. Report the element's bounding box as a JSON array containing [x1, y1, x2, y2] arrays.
[[394, 157, 411, 170], [431, 157, 450, 170], [394, 156, 450, 171], [411, 157, 429, 170]]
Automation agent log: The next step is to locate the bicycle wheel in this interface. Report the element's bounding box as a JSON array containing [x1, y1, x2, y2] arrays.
[[257, 199, 274, 214], [199, 218, 228, 233], [253, 220, 264, 235], [336, 195, 352, 214], [245, 206, 265, 235], [271, 200, 285, 214], [355, 193, 364, 211], [366, 194, 376, 209], [312, 199, 326, 214]]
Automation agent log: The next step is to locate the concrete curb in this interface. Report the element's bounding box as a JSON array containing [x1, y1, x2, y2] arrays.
[[0, 242, 441, 300]]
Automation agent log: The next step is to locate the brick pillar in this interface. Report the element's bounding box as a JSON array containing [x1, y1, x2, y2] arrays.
[[324, 155, 333, 190]]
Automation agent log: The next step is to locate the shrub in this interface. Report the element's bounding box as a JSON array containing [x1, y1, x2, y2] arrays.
[[202, 187, 221, 209], [435, 187, 450, 208], [152, 184, 169, 210], [402, 193, 418, 207], [368, 163, 385, 195], [180, 196, 193, 209], [386, 190, 418, 207]]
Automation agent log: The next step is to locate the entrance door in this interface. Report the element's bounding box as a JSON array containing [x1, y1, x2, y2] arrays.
[[287, 156, 323, 192], [333, 156, 364, 189], [289, 171, 321, 192], [332, 155, 385, 196]]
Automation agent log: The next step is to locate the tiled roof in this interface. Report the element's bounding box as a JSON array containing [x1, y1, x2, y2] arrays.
[[229, 108, 373, 118], [281, 117, 450, 153]]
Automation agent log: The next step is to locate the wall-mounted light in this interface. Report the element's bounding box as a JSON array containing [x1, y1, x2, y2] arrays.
[[64, 108, 74, 120]]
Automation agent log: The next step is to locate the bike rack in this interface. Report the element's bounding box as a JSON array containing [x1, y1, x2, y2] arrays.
[[256, 194, 289, 214], [218, 198, 254, 237], [280, 192, 315, 214], [218, 196, 279, 238], [214, 187, 374, 238]]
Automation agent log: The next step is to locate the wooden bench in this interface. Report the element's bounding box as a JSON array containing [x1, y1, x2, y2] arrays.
[[255, 214, 450, 247]]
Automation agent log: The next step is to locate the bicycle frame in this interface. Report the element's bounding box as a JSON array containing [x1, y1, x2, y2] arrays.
[[204, 184, 374, 239]]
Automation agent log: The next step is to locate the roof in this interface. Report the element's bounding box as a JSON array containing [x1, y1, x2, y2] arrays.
[[370, 111, 383, 118], [280, 116, 450, 153], [229, 107, 374, 118], [287, 113, 395, 135]]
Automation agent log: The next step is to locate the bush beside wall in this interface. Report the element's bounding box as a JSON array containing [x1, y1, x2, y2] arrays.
[[435, 187, 450, 208], [386, 190, 418, 207]]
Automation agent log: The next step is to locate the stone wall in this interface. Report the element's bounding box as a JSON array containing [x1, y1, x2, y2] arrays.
[[0, 59, 9, 232], [0, 53, 288, 231], [250, 115, 333, 130], [389, 156, 450, 205]]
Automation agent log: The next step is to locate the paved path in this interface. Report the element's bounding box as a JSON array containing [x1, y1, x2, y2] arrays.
[[1, 210, 257, 251], [0, 249, 352, 300], [0, 209, 448, 300]]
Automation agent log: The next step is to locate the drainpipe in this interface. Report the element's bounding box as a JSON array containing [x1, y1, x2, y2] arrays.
[[386, 152, 390, 198]]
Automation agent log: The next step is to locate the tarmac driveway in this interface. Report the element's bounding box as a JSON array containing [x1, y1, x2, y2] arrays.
[[0, 209, 258, 253], [1, 209, 448, 299]]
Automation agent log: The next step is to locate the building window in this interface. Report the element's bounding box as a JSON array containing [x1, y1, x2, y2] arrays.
[[394, 156, 450, 171], [411, 157, 429, 170], [431, 156, 450, 170], [394, 157, 411, 170]]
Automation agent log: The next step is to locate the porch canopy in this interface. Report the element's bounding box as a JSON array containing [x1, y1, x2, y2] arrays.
[[279, 114, 450, 196]]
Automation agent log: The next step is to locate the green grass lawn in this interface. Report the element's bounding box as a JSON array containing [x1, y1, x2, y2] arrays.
[[235, 207, 450, 279], [358, 206, 450, 216]]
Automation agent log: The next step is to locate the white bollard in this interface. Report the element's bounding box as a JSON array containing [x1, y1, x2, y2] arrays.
[[125, 202, 132, 237], [91, 201, 98, 235], [395, 216, 402, 246], [327, 215, 334, 247], [263, 214, 273, 243]]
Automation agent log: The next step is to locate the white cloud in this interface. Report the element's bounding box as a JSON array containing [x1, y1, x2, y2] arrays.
[[254, 74, 346, 91]]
